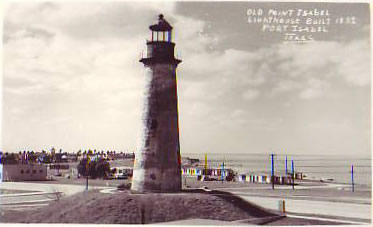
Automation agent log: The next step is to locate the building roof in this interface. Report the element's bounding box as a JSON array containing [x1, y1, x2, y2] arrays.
[[149, 14, 173, 31]]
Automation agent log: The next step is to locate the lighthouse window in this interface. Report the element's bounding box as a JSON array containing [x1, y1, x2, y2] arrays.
[[167, 31, 172, 42], [159, 32, 164, 41], [153, 31, 158, 41], [150, 120, 158, 130]]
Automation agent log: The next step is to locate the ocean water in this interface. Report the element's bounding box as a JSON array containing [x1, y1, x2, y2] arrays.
[[183, 153, 372, 186]]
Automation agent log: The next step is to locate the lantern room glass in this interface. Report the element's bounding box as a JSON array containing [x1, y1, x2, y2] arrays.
[[151, 31, 172, 42]]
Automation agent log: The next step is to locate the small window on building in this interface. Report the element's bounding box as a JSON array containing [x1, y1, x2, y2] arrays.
[[33, 170, 36, 174], [39, 170, 43, 174], [26, 170, 30, 174], [20, 170, 24, 174]]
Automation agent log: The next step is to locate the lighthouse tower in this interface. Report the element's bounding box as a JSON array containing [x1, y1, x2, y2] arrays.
[[131, 14, 182, 193]]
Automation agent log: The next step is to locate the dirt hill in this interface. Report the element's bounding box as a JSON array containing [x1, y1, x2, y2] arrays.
[[1, 189, 281, 224]]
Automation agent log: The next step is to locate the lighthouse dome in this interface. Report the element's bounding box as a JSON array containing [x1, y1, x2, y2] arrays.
[[149, 14, 173, 31]]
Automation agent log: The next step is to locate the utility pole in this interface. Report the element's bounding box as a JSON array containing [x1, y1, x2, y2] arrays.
[[271, 153, 275, 190], [351, 165, 354, 192], [86, 154, 90, 191], [86, 173, 89, 191], [0, 152, 2, 183], [291, 158, 295, 190], [285, 156, 288, 175], [221, 161, 225, 184], [205, 153, 208, 177]]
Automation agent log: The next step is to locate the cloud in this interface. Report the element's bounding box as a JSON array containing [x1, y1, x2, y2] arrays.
[[272, 79, 301, 93], [4, 2, 176, 42], [253, 39, 370, 100], [299, 78, 329, 99], [242, 89, 259, 100], [336, 40, 370, 86], [230, 109, 247, 118], [275, 40, 370, 87], [2, 2, 370, 157], [3, 2, 178, 151]]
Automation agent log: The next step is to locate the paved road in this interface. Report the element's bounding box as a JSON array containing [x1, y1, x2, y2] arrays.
[[237, 194, 371, 221], [220, 181, 371, 221], [220, 182, 351, 191], [0, 182, 113, 210], [0, 182, 111, 196]]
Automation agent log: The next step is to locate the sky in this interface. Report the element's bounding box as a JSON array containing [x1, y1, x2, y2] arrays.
[[2, 1, 371, 157]]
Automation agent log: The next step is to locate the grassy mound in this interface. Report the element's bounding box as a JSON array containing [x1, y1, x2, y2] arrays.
[[2, 189, 279, 224]]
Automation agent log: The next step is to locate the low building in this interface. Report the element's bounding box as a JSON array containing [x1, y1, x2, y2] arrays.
[[182, 167, 235, 181], [238, 174, 271, 184], [237, 172, 303, 185], [2, 164, 47, 181]]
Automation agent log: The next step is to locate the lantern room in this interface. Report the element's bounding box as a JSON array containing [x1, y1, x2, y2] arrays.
[[149, 14, 173, 42], [140, 14, 181, 66]]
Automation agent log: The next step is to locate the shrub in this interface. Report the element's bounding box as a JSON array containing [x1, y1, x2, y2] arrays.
[[77, 158, 111, 179]]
